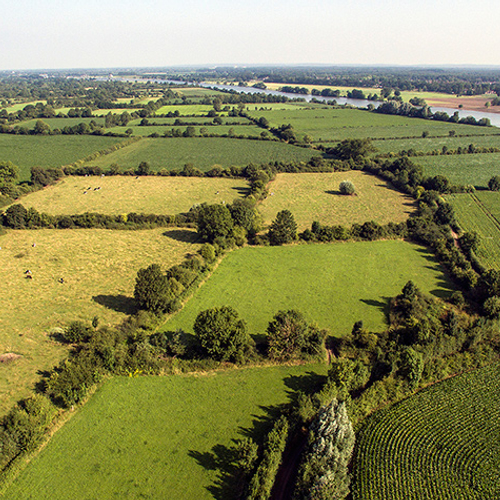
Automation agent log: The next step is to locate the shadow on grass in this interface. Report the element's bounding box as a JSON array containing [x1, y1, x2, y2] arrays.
[[231, 185, 250, 197], [360, 297, 391, 322], [92, 294, 138, 315], [188, 371, 324, 499], [162, 229, 200, 243], [324, 189, 342, 196]]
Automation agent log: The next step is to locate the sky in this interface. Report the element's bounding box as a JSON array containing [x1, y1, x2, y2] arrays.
[[0, 0, 499, 71]]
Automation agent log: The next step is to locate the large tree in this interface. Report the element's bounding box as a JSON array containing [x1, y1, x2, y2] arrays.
[[329, 138, 376, 161], [268, 209, 297, 245], [134, 264, 170, 313], [197, 204, 234, 243], [193, 306, 254, 362]]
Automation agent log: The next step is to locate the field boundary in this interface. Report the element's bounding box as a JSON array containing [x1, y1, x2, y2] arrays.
[[469, 192, 500, 232]]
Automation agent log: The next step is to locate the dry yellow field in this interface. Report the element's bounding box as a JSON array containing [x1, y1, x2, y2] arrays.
[[259, 171, 414, 230], [0, 227, 200, 415], [16, 176, 248, 215]]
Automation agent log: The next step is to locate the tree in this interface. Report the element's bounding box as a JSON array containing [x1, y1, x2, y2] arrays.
[[136, 161, 150, 176], [193, 306, 254, 362], [2, 204, 28, 228], [197, 204, 234, 243], [0, 161, 19, 184], [33, 120, 50, 135], [267, 310, 325, 361], [134, 264, 169, 313], [489, 175, 500, 191], [329, 138, 376, 161], [294, 399, 355, 500], [268, 210, 297, 245], [339, 180, 355, 195]]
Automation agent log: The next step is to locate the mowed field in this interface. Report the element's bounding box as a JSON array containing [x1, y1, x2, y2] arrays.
[[17, 176, 249, 215], [0, 135, 127, 181], [415, 153, 500, 187], [245, 107, 491, 142], [3, 364, 327, 500], [353, 362, 500, 500], [164, 241, 455, 338], [84, 137, 318, 171], [448, 192, 500, 269], [259, 171, 414, 230], [0, 228, 200, 415], [373, 133, 500, 154]]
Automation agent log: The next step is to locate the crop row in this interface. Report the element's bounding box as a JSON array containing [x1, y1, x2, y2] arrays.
[[352, 363, 500, 500]]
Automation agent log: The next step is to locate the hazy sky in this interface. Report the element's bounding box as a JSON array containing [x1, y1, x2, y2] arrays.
[[1, 0, 499, 70]]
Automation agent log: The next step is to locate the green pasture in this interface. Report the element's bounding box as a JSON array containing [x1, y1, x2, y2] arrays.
[[164, 241, 455, 338], [18, 176, 248, 215], [1, 101, 46, 113], [373, 133, 500, 154], [2, 364, 327, 500], [0, 135, 127, 181], [353, 362, 500, 500], [0, 228, 199, 416], [127, 116, 251, 126], [108, 124, 263, 138], [415, 153, 500, 187], [84, 137, 318, 171], [92, 108, 135, 116], [176, 87, 227, 97], [448, 192, 500, 269], [259, 171, 414, 230], [246, 107, 489, 142], [16, 117, 105, 130], [155, 104, 227, 116]]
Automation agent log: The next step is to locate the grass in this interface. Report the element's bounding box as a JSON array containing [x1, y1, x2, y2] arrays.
[[0, 135, 127, 181], [84, 137, 318, 172], [448, 192, 500, 269], [258, 171, 414, 230], [17, 176, 248, 215], [127, 116, 252, 125], [415, 153, 500, 187], [373, 134, 500, 154], [2, 364, 327, 500], [154, 104, 227, 116], [107, 124, 263, 137], [0, 228, 200, 416], [246, 107, 490, 142], [163, 241, 455, 338], [352, 362, 500, 500], [16, 117, 105, 130]]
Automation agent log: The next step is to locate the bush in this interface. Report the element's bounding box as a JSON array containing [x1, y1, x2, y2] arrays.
[[488, 175, 500, 191], [339, 180, 355, 195]]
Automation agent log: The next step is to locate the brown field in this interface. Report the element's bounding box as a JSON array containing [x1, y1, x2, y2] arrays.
[[258, 171, 414, 230], [0, 227, 200, 415]]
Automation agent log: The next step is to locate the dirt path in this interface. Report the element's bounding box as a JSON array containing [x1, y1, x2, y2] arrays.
[[270, 428, 308, 500]]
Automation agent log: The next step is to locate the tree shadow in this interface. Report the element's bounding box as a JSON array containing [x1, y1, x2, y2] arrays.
[[231, 185, 250, 197], [360, 297, 391, 322], [324, 189, 342, 196], [92, 294, 138, 315], [162, 229, 200, 243]]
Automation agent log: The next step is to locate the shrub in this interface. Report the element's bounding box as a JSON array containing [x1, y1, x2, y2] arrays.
[[339, 180, 355, 195]]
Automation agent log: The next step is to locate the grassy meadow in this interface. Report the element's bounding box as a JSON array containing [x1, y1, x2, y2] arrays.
[[448, 192, 500, 269], [17, 176, 248, 215], [163, 241, 455, 338], [84, 137, 318, 171], [259, 171, 414, 230], [0, 228, 200, 415], [107, 124, 263, 137], [245, 107, 490, 142], [0, 135, 127, 181], [353, 362, 500, 500], [2, 364, 327, 500], [415, 153, 500, 187]]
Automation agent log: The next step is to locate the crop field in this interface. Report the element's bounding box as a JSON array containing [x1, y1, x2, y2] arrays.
[[154, 104, 228, 116], [448, 192, 500, 269], [108, 124, 263, 137], [415, 153, 500, 187], [2, 363, 327, 500], [0, 135, 127, 181], [84, 137, 318, 171], [17, 176, 248, 215], [16, 117, 105, 130], [164, 241, 454, 338], [372, 133, 500, 154], [352, 362, 500, 500], [259, 171, 414, 230], [0, 228, 200, 415], [246, 107, 488, 142]]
